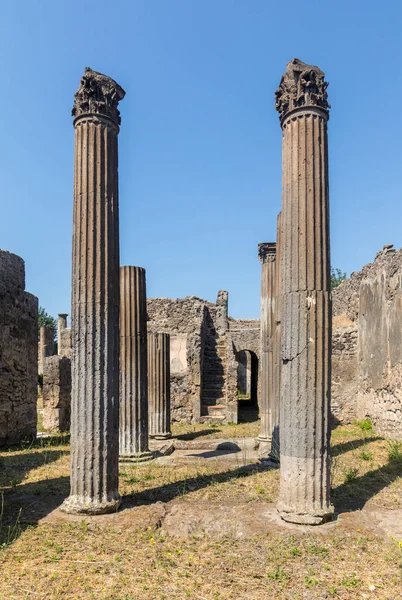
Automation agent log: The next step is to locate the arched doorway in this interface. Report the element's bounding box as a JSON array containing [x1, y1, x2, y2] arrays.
[[235, 350, 259, 422]]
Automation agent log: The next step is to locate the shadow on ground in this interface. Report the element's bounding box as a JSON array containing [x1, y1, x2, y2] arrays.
[[332, 457, 402, 513], [174, 429, 220, 441], [331, 436, 382, 457], [121, 462, 272, 510], [186, 442, 241, 459]]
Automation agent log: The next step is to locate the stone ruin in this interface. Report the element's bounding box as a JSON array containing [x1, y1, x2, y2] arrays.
[[40, 314, 72, 432], [56, 61, 335, 521], [332, 245, 402, 439], [147, 293, 260, 424], [0, 250, 38, 446], [1, 61, 401, 525]]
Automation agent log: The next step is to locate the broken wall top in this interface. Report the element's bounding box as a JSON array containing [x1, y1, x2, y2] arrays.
[[332, 245, 402, 322]]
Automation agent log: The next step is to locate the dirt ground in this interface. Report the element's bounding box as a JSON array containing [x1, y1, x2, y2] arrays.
[[0, 421, 401, 599]]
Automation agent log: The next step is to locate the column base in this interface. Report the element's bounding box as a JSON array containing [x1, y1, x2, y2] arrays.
[[150, 432, 172, 440], [61, 494, 121, 515], [119, 450, 154, 464], [257, 437, 271, 458], [257, 435, 272, 443], [277, 507, 334, 526]]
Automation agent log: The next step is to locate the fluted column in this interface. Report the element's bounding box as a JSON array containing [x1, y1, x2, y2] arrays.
[[258, 243, 277, 455], [271, 212, 283, 461], [275, 59, 333, 525], [148, 333, 171, 439], [62, 68, 125, 515], [120, 266, 152, 462], [57, 314, 68, 356]]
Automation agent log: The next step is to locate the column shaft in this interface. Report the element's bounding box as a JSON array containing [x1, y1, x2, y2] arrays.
[[148, 333, 171, 439], [275, 59, 333, 525], [120, 266, 152, 461], [271, 212, 283, 460], [258, 243, 277, 453], [62, 68, 125, 515], [57, 314, 68, 355]]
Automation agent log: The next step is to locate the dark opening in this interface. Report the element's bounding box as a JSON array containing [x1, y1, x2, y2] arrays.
[[235, 350, 259, 422]]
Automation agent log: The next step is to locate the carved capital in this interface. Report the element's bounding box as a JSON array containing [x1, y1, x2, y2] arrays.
[[72, 68, 126, 125], [275, 59, 329, 124], [258, 242, 276, 262]]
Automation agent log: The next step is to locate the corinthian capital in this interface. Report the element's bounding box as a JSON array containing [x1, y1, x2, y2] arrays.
[[72, 67, 126, 125], [275, 58, 329, 123], [258, 242, 276, 262]]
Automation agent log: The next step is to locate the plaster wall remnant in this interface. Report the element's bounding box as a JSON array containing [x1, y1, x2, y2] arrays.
[[258, 242, 277, 456], [332, 245, 402, 439], [170, 335, 188, 374], [0, 250, 38, 446], [276, 59, 333, 525], [120, 266, 152, 462], [148, 332, 172, 439], [42, 355, 71, 431], [62, 68, 125, 515]]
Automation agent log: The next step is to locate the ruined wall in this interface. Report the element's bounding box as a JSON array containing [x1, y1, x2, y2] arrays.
[[226, 326, 260, 422], [0, 250, 38, 446], [331, 317, 358, 422], [42, 355, 71, 431], [147, 293, 253, 423], [147, 297, 207, 422], [332, 245, 402, 438]]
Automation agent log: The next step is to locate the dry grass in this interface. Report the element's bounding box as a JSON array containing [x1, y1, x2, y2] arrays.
[[0, 423, 401, 599]]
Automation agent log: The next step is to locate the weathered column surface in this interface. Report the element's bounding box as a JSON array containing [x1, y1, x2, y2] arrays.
[[272, 212, 283, 461], [120, 266, 152, 462], [275, 59, 333, 525], [57, 314, 68, 355], [62, 68, 125, 515], [39, 325, 55, 374], [258, 243, 277, 456], [148, 333, 171, 439]]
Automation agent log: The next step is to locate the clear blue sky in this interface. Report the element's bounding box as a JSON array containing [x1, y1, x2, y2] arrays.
[[1, 1, 402, 319]]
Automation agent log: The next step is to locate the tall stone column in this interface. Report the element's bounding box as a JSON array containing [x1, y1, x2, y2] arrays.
[[257, 243, 277, 456], [57, 314, 68, 355], [119, 266, 152, 462], [275, 59, 333, 525], [148, 333, 172, 439], [271, 212, 283, 461], [62, 68, 125, 515]]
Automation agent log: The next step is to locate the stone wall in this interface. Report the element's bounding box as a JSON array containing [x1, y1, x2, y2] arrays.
[[331, 318, 358, 423], [147, 294, 260, 423], [0, 250, 38, 446], [42, 355, 71, 431], [332, 245, 402, 439], [147, 297, 207, 423]]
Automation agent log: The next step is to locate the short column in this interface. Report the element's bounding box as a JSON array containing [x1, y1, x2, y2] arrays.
[[148, 333, 171, 439], [120, 266, 153, 462]]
